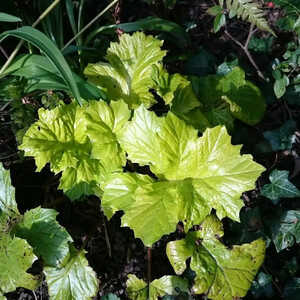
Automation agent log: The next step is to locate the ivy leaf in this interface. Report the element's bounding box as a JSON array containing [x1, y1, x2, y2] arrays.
[[250, 272, 274, 299], [0, 163, 18, 216], [261, 169, 300, 204], [266, 210, 300, 252], [166, 215, 266, 300], [126, 274, 188, 300], [44, 245, 98, 300], [263, 120, 296, 151], [84, 100, 130, 173], [19, 102, 105, 194], [14, 207, 73, 267], [104, 107, 265, 245], [101, 294, 120, 300], [0, 235, 39, 296], [84, 32, 166, 108], [283, 278, 300, 300]]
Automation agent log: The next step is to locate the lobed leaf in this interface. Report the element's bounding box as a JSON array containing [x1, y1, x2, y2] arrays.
[[266, 210, 300, 252], [166, 215, 266, 300], [126, 274, 188, 300], [14, 207, 73, 267], [19, 102, 99, 192], [84, 32, 166, 108], [0, 235, 39, 296], [44, 245, 98, 300], [261, 169, 300, 204], [0, 164, 18, 217], [84, 100, 130, 173], [103, 106, 265, 245]]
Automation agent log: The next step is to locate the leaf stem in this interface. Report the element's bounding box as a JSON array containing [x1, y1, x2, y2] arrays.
[[0, 0, 62, 75], [147, 247, 152, 290], [62, 0, 119, 51]]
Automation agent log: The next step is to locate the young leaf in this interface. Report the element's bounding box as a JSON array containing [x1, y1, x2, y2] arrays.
[[261, 169, 300, 204], [19, 102, 105, 194], [103, 107, 265, 245], [166, 215, 266, 300], [0, 235, 39, 296], [126, 274, 188, 300], [44, 245, 98, 300], [14, 207, 73, 267], [274, 77, 287, 98], [0, 163, 18, 216], [84, 32, 166, 108], [214, 13, 226, 33], [0, 27, 81, 104], [207, 5, 223, 16]]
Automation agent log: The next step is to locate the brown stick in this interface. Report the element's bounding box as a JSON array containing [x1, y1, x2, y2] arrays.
[[224, 24, 266, 81]]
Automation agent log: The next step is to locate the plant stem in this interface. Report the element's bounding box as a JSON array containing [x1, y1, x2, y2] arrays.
[[147, 247, 152, 284], [103, 218, 112, 258], [62, 0, 119, 51], [0, 0, 62, 75], [224, 24, 266, 81]]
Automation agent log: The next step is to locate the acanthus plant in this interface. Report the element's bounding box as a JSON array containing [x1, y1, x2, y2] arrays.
[[15, 32, 267, 299]]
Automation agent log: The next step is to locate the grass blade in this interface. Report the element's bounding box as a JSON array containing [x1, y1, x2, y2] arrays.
[[0, 12, 21, 23], [0, 26, 81, 104]]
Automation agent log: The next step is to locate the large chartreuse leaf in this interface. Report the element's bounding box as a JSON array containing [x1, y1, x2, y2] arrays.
[[166, 215, 266, 300], [19, 102, 106, 193], [0, 164, 18, 217], [126, 274, 188, 300], [44, 245, 98, 300], [0, 235, 39, 297], [103, 106, 265, 245], [14, 207, 73, 267], [84, 32, 166, 108], [84, 100, 130, 173]]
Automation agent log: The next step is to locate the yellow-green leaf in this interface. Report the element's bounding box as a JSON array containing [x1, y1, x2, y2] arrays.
[[84, 32, 166, 108], [167, 215, 266, 300]]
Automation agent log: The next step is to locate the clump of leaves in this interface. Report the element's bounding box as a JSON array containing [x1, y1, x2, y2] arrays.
[[18, 32, 267, 300], [166, 215, 266, 299], [0, 163, 98, 299]]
